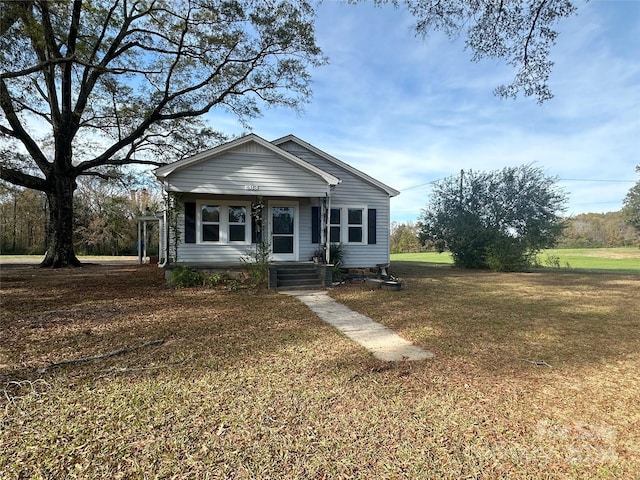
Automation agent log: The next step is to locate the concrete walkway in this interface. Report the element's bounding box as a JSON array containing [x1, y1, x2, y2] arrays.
[[283, 290, 434, 362]]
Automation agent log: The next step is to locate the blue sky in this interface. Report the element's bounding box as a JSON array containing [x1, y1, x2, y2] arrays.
[[209, 0, 640, 223]]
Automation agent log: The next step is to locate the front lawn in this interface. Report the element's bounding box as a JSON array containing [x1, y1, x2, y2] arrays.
[[1, 263, 638, 478]]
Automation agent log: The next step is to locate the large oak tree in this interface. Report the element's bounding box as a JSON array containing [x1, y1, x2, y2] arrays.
[[0, 0, 325, 266]]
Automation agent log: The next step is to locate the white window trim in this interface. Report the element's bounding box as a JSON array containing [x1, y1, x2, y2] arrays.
[[329, 206, 342, 244], [330, 205, 367, 245], [196, 200, 251, 245]]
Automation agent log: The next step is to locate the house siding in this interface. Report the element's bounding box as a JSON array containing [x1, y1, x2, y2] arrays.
[[171, 195, 323, 264], [159, 135, 396, 270], [298, 199, 316, 262], [172, 195, 254, 263], [166, 149, 331, 198], [278, 140, 392, 268]]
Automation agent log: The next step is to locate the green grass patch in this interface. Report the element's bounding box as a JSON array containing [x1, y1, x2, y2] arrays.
[[539, 247, 640, 272], [391, 251, 454, 264], [392, 247, 639, 273]]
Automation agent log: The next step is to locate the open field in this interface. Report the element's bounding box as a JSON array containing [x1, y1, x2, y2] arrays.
[[391, 251, 455, 265], [540, 247, 640, 272], [1, 263, 639, 478], [391, 247, 640, 273], [0, 255, 138, 265]]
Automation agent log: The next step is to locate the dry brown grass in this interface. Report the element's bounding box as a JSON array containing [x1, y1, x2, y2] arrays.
[[1, 262, 638, 479]]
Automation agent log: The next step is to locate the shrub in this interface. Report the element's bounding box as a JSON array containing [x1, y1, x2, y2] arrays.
[[205, 272, 225, 287], [544, 254, 561, 269], [486, 237, 533, 272], [329, 243, 345, 281], [170, 266, 204, 288], [419, 165, 567, 271], [329, 243, 344, 265]]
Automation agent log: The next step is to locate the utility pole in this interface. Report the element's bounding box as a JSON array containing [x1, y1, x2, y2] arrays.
[[459, 169, 464, 206]]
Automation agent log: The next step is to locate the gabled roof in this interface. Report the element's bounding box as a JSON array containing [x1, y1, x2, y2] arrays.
[[271, 134, 400, 197], [155, 133, 341, 186]]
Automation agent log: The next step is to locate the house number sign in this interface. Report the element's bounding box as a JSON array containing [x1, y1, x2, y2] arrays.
[[244, 185, 260, 191]]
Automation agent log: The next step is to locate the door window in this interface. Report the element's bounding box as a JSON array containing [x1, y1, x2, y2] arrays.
[[272, 207, 294, 254]]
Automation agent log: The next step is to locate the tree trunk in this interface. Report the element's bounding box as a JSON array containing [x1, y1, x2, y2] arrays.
[[41, 176, 81, 268]]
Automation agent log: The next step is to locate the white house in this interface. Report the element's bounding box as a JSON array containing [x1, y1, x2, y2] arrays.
[[154, 134, 399, 285]]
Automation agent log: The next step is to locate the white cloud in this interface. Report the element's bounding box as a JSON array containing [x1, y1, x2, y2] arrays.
[[214, 0, 640, 222]]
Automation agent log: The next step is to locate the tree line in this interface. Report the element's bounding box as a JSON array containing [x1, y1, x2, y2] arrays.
[[0, 173, 161, 256], [391, 213, 639, 255], [3, 164, 638, 260]]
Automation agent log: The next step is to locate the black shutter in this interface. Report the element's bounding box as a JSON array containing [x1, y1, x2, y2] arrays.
[[184, 202, 196, 244], [368, 209, 377, 244], [311, 206, 320, 244]]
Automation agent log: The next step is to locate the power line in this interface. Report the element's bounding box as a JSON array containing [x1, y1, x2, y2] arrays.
[[571, 200, 623, 206], [401, 180, 438, 192], [402, 176, 635, 192], [558, 178, 635, 183]]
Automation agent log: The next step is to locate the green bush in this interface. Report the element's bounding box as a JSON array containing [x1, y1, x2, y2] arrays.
[[485, 237, 533, 272], [544, 254, 561, 269], [205, 272, 225, 287], [170, 266, 204, 288], [329, 243, 345, 281]]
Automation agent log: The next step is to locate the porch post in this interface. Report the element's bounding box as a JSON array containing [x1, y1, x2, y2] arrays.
[[325, 193, 331, 263], [143, 221, 148, 261], [137, 220, 143, 264]]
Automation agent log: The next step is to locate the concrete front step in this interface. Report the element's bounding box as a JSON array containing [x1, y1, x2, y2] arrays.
[[269, 262, 332, 289], [276, 265, 324, 288], [278, 272, 321, 281], [277, 267, 318, 273], [278, 278, 325, 288]]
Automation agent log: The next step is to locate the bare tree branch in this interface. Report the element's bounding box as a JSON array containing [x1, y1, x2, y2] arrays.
[[524, 0, 548, 66], [0, 164, 48, 191], [0, 79, 51, 174]]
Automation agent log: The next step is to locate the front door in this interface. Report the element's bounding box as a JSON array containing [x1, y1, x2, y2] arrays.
[[270, 202, 298, 261]]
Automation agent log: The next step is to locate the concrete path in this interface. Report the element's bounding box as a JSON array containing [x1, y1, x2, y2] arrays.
[[283, 290, 434, 362]]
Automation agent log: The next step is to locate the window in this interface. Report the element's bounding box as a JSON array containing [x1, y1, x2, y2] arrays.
[[328, 206, 367, 244], [228, 206, 246, 242], [347, 208, 363, 243], [201, 205, 220, 242], [329, 208, 341, 243], [197, 201, 250, 244]]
